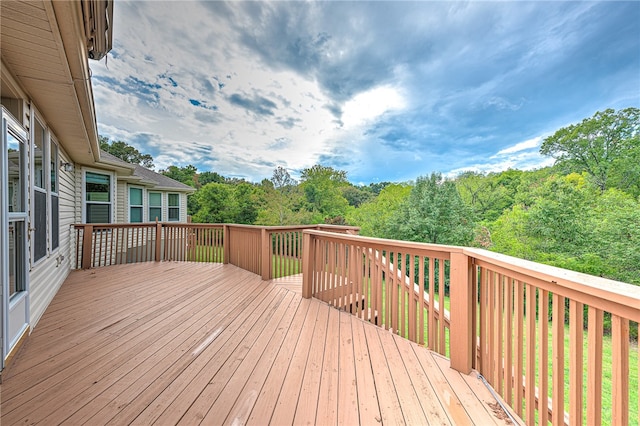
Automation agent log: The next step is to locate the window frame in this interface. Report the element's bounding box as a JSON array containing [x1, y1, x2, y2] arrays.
[[148, 191, 162, 222], [31, 114, 48, 264], [128, 186, 144, 223], [168, 193, 180, 222], [50, 135, 59, 251], [82, 168, 115, 224]]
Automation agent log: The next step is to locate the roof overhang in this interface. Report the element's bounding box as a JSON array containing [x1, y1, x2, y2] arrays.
[[1, 0, 112, 165]]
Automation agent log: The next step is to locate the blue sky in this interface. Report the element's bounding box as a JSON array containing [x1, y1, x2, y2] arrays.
[[92, 1, 640, 184]]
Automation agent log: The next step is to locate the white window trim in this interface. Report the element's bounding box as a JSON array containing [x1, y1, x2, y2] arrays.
[[49, 135, 59, 254], [81, 168, 116, 224], [128, 185, 145, 223], [148, 191, 163, 222], [30, 111, 49, 265], [168, 193, 180, 222]]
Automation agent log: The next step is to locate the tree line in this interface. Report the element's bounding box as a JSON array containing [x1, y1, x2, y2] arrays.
[[100, 108, 640, 285]]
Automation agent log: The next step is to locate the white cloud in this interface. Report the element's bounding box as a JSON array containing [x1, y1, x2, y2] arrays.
[[446, 151, 554, 178], [89, 1, 638, 183], [494, 136, 542, 156], [341, 86, 406, 129]]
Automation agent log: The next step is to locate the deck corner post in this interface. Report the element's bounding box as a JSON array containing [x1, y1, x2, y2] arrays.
[[261, 228, 270, 280], [223, 225, 230, 264], [81, 225, 93, 269], [302, 231, 314, 299], [450, 251, 473, 374], [155, 220, 162, 262]]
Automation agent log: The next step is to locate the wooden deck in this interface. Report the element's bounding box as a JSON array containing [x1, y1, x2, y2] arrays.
[[1, 262, 516, 425]]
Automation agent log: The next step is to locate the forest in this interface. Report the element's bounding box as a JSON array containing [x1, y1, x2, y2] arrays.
[[101, 108, 640, 285]]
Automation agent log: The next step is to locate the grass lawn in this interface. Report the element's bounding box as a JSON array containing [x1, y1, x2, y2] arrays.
[[188, 245, 224, 262], [272, 256, 301, 278]]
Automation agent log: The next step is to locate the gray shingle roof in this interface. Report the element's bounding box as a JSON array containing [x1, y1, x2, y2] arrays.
[[132, 164, 194, 191], [99, 150, 194, 192]]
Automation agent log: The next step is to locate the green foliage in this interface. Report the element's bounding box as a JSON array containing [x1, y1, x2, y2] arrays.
[[150, 107, 640, 286], [300, 164, 350, 222], [196, 171, 225, 187], [192, 182, 260, 224], [271, 166, 297, 190], [341, 185, 373, 207], [456, 171, 514, 222], [488, 172, 640, 284], [160, 165, 198, 187], [345, 183, 411, 237], [540, 107, 640, 191], [254, 168, 310, 226], [390, 173, 475, 245], [590, 189, 640, 284], [99, 135, 154, 168]]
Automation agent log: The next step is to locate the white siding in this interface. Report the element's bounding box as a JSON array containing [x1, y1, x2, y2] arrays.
[[28, 147, 74, 327], [74, 164, 82, 223], [116, 180, 126, 223], [180, 193, 188, 222]]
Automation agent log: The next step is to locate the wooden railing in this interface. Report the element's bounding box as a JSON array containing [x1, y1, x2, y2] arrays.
[[301, 230, 640, 426], [74, 223, 225, 268], [301, 230, 453, 356], [74, 223, 359, 279]]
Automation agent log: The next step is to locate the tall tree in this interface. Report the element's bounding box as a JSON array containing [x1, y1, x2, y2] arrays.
[[160, 165, 198, 187], [346, 183, 411, 237], [390, 173, 474, 245], [540, 107, 640, 191], [99, 135, 154, 168], [299, 165, 350, 222], [271, 166, 297, 191]]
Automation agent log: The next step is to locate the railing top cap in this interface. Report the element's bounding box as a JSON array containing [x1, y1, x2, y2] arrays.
[[303, 229, 463, 252]]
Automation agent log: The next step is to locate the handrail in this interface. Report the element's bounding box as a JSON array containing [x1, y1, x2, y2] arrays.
[[73, 222, 359, 279], [301, 230, 639, 426], [301, 230, 453, 355], [73, 223, 638, 425]]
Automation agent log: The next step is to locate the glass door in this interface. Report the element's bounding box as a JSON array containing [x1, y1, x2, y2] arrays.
[[2, 109, 29, 367]]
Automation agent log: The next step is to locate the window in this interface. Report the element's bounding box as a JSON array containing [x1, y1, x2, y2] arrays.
[[33, 119, 47, 262], [129, 187, 143, 223], [168, 193, 180, 221], [149, 192, 162, 221], [50, 138, 59, 250], [85, 171, 112, 223]]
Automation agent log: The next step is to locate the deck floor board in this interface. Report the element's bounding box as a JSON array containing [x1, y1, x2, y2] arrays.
[[1, 262, 515, 425]]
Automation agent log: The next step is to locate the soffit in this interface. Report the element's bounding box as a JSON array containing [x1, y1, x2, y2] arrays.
[[1, 0, 99, 165]]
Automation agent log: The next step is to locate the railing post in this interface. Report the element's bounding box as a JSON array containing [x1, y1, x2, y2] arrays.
[[261, 228, 270, 280], [81, 225, 93, 270], [223, 225, 230, 264], [302, 232, 313, 299], [450, 252, 473, 374], [155, 220, 162, 262]]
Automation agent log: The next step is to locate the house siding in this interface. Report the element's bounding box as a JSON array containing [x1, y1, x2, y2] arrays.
[[28, 147, 75, 327], [116, 181, 126, 223]]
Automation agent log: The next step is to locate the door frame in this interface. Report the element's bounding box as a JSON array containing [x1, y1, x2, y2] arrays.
[[1, 108, 30, 368]]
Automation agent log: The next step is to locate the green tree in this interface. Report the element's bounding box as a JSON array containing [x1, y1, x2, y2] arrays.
[[522, 173, 596, 255], [191, 181, 260, 224], [192, 182, 233, 223], [254, 168, 309, 226], [540, 108, 640, 192], [299, 165, 350, 222], [99, 135, 154, 168], [590, 189, 640, 284], [160, 165, 198, 187], [196, 171, 225, 188], [390, 173, 475, 245], [342, 185, 373, 207], [455, 171, 514, 222], [346, 183, 411, 237], [271, 166, 297, 190]]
